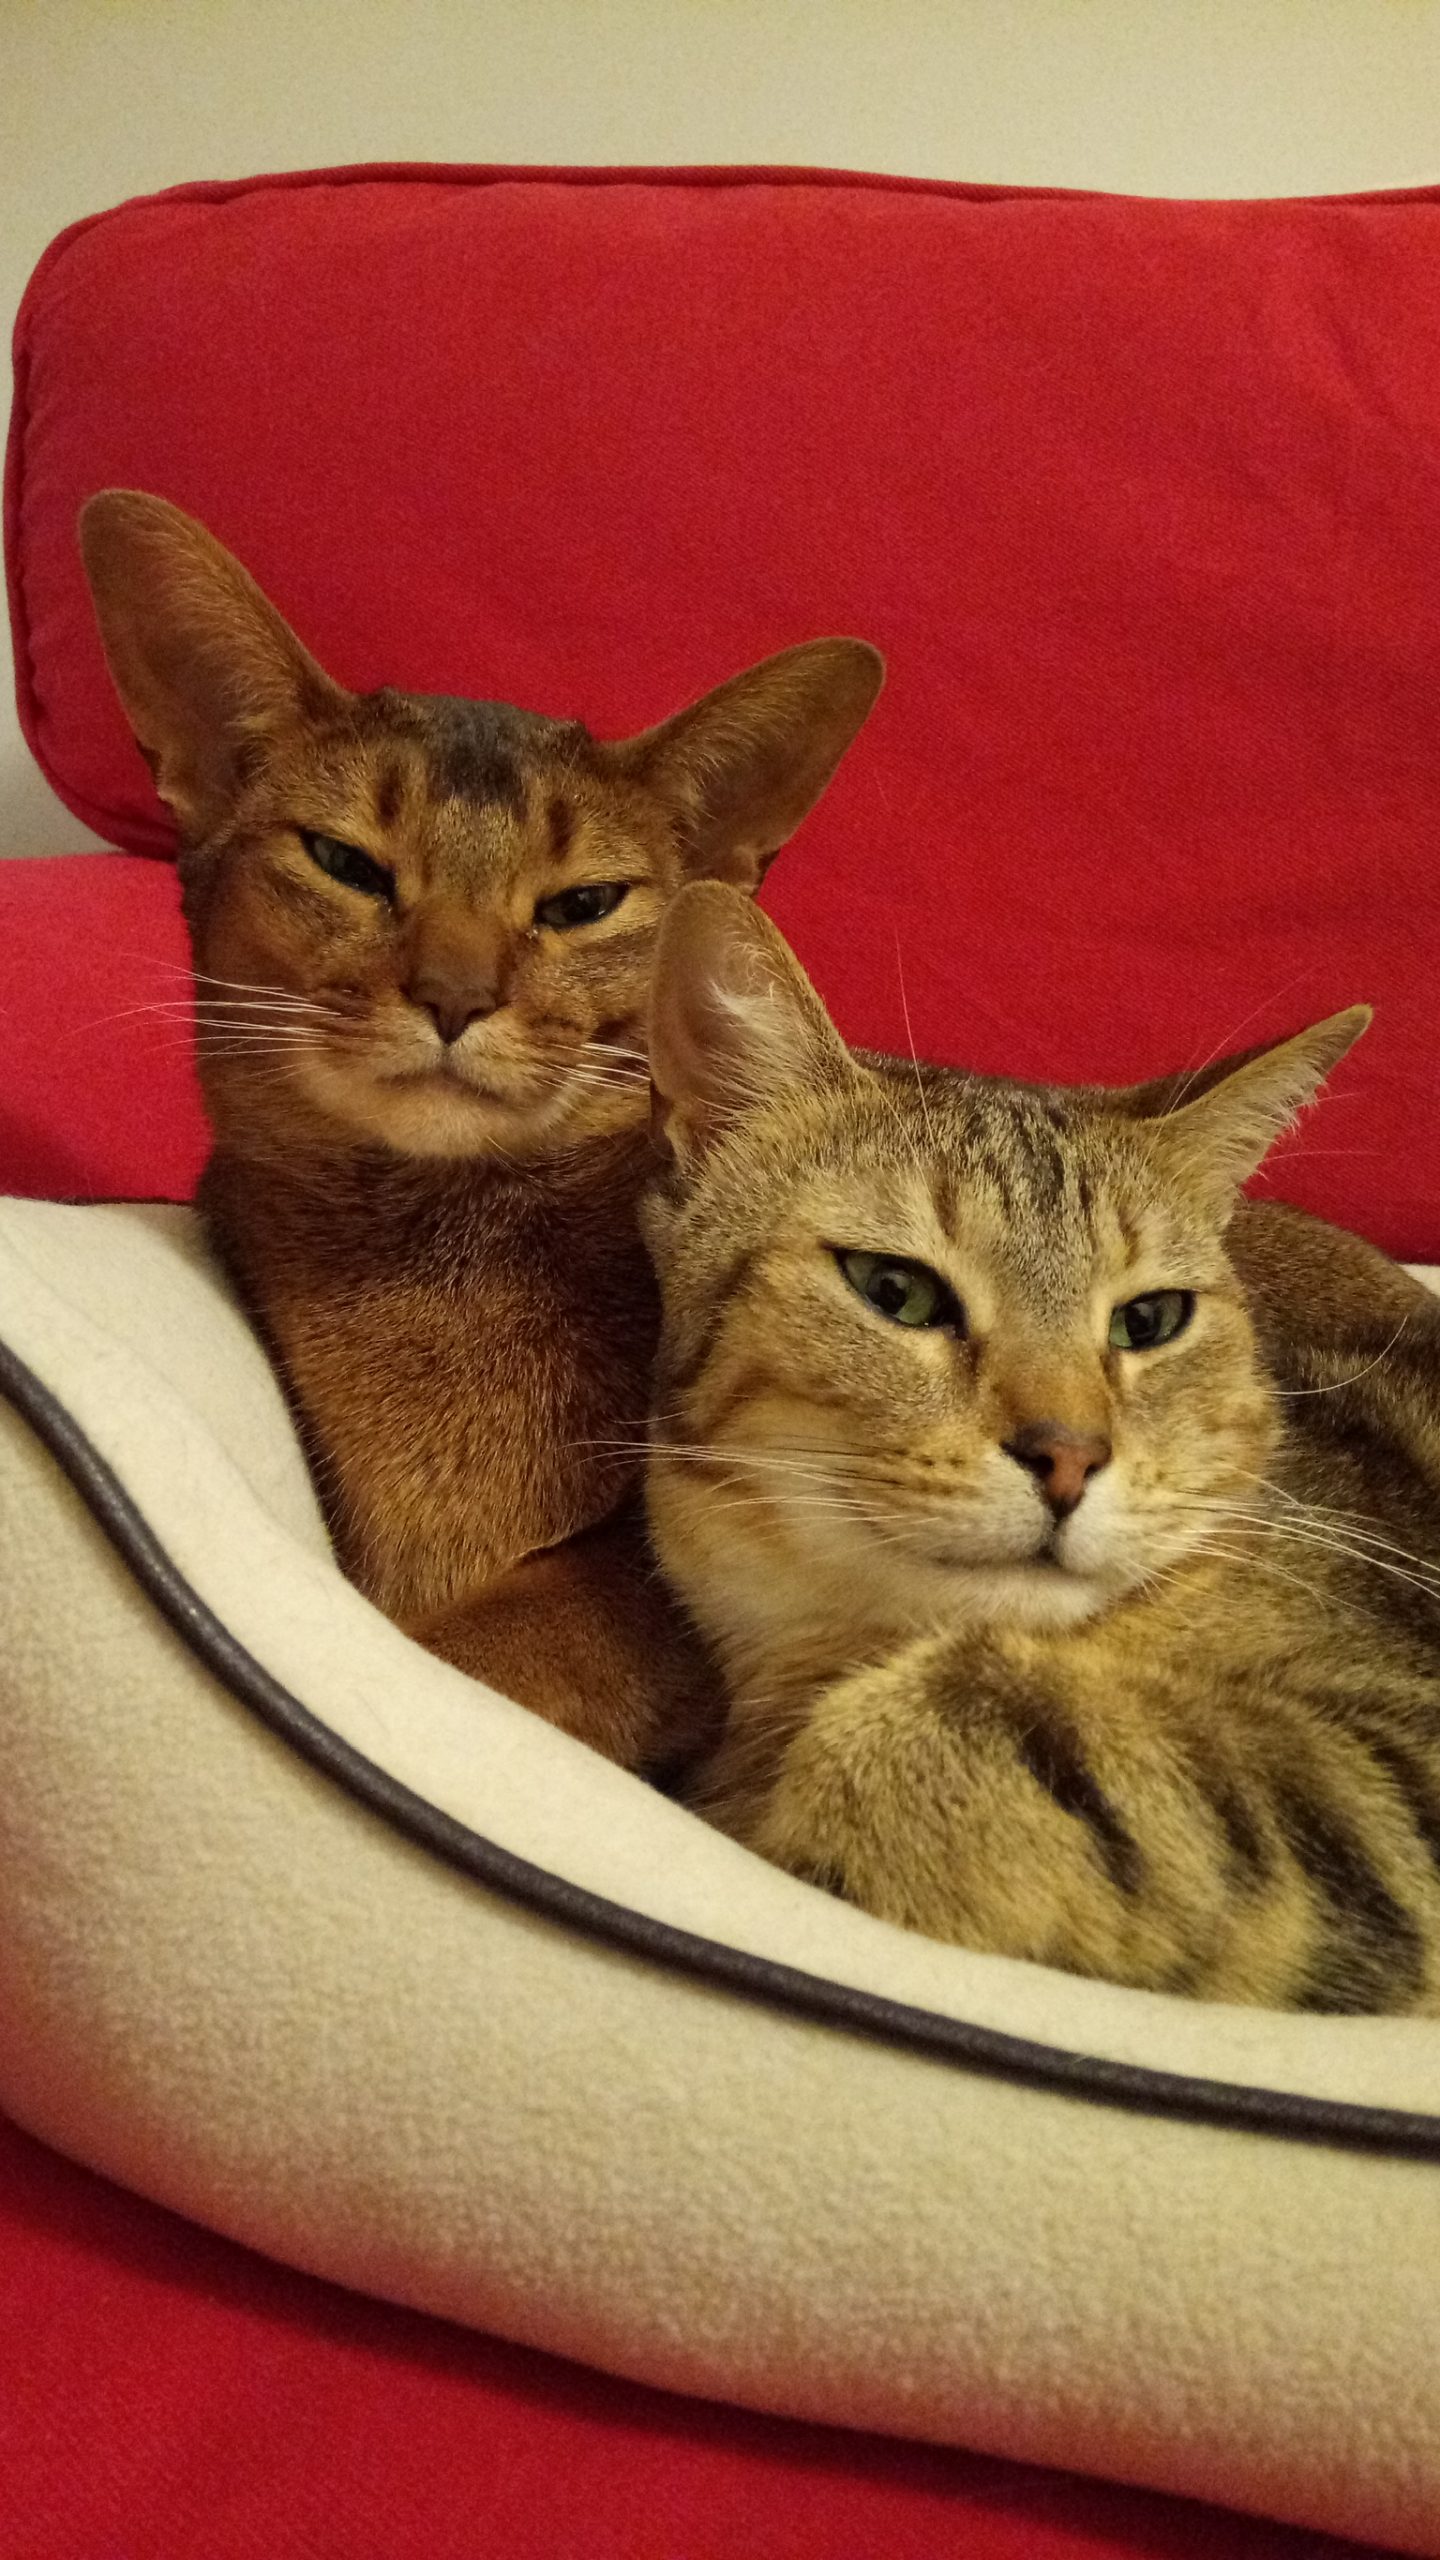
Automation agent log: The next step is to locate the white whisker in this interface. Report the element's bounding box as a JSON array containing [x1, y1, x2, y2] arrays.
[[1273, 1316, 1412, 1398], [1155, 975, 1311, 1117], [1169, 1497, 1440, 1604], [892, 931, 936, 1153]]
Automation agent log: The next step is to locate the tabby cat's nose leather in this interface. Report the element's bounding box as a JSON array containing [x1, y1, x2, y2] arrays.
[[1003, 1421, 1112, 1518], [407, 971, 498, 1045]]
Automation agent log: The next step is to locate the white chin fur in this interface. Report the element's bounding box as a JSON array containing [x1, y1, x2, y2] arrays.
[[766, 1496, 1119, 1639], [925, 1562, 1113, 1632], [295, 1054, 583, 1157]]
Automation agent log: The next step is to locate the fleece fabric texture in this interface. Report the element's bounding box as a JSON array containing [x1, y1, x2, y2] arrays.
[[0, 2112, 1385, 2560], [9, 166, 1440, 1257], [0, 1193, 1438, 2555]]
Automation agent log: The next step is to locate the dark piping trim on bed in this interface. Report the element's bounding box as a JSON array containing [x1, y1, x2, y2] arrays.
[[5, 1333, 1440, 2161]]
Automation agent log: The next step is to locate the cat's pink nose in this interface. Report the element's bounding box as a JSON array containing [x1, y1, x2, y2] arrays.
[[406, 967, 498, 1045], [1003, 1421, 1112, 1519]]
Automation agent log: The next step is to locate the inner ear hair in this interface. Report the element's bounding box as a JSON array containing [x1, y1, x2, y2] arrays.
[[607, 637, 883, 892], [1136, 1005, 1372, 1198], [648, 882, 850, 1165], [1106, 1037, 1276, 1120], [79, 489, 348, 845]]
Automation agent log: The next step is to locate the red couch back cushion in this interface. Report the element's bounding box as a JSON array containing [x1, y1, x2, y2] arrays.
[[8, 165, 1440, 1252]]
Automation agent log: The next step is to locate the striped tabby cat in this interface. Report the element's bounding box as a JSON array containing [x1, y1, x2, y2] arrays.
[[640, 884, 1440, 2012]]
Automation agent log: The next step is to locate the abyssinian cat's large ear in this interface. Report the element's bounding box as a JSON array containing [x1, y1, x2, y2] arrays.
[[1138, 1007, 1371, 1205], [79, 490, 349, 843], [608, 638, 883, 889], [649, 882, 851, 1164]]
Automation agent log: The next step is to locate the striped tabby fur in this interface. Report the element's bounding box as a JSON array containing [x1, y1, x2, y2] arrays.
[[640, 885, 1440, 2012]]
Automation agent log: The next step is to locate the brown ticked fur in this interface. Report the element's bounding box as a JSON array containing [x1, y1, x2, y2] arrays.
[[80, 491, 881, 1764], [641, 885, 1440, 2011]]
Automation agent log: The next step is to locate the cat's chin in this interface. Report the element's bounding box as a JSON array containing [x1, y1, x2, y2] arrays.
[[804, 1529, 1119, 1642], [863, 1516, 1128, 1634], [923, 1559, 1115, 1633], [295, 1057, 637, 1160]]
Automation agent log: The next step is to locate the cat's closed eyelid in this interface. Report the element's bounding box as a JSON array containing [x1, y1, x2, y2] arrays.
[[296, 828, 397, 903], [533, 880, 636, 930]]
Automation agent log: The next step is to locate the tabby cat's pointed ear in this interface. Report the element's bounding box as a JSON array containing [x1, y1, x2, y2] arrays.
[[649, 883, 850, 1164], [608, 638, 883, 890], [79, 490, 349, 844], [1140, 1006, 1372, 1203]]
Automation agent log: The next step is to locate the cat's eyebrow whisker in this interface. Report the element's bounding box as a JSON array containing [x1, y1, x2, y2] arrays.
[[1153, 973, 1310, 1118], [864, 1075, 929, 1188], [892, 932, 937, 1154]]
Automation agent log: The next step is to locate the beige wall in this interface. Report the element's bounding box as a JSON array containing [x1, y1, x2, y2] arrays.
[[5, 0, 1439, 852]]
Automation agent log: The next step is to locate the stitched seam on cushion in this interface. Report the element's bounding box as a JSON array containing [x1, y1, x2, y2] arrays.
[[2, 1328, 1439, 2159], [5, 224, 170, 850], [8, 161, 1071, 857], [11, 165, 1440, 852]]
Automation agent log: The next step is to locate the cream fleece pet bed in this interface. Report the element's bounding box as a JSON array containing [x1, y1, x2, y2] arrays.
[[2, 1197, 1440, 2555]]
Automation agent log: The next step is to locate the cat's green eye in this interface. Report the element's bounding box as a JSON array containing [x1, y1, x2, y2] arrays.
[[301, 831, 395, 902], [1108, 1290, 1195, 1352], [535, 883, 629, 931], [835, 1249, 962, 1332]]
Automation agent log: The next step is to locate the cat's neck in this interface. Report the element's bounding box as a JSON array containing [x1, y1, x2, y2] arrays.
[[204, 1120, 653, 1258], [659, 1492, 949, 1725], [201, 1123, 661, 1621]]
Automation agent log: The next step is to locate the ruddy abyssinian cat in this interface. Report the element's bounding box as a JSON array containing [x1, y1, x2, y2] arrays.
[[641, 884, 1440, 2011], [80, 491, 882, 1766]]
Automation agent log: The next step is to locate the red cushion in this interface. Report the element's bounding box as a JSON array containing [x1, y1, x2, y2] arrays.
[[9, 164, 1440, 1253], [0, 854, 204, 1199], [0, 2111, 1376, 2560]]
